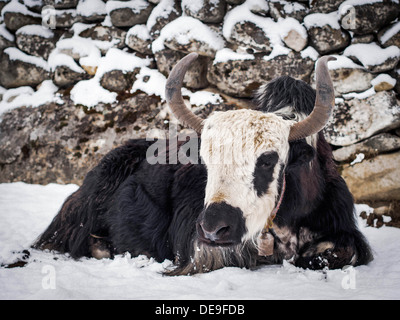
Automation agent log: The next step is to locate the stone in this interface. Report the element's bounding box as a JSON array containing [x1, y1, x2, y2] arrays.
[[344, 43, 400, 73], [81, 65, 97, 76], [49, 0, 79, 9], [333, 133, 400, 162], [154, 48, 209, 89], [15, 25, 56, 60], [79, 25, 126, 50], [392, 68, 400, 95], [0, 47, 50, 89], [225, 20, 273, 54], [208, 50, 315, 97], [378, 21, 400, 48], [54, 9, 80, 28], [304, 12, 350, 54], [339, 0, 399, 35], [351, 34, 374, 45], [310, 0, 344, 13], [2, 1, 42, 32], [0, 0, 8, 13], [96, 47, 150, 92], [182, 0, 226, 24], [153, 16, 225, 58], [125, 24, 153, 55], [53, 65, 88, 88], [324, 91, 400, 146], [371, 74, 396, 92], [99, 69, 139, 92], [146, 0, 181, 38], [282, 28, 307, 52], [247, 0, 269, 16], [76, 0, 107, 23], [341, 152, 400, 201], [0, 23, 15, 51], [225, 0, 245, 4], [310, 56, 374, 96], [0, 94, 162, 184], [269, 0, 308, 22], [106, 0, 154, 28]]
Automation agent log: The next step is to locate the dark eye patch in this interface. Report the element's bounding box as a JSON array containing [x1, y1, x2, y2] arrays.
[[253, 151, 279, 197]]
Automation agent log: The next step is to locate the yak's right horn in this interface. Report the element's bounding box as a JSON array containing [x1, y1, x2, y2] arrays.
[[288, 55, 336, 142], [165, 52, 204, 134]]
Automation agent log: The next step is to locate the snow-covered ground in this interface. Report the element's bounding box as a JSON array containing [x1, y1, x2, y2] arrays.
[[0, 182, 399, 300]]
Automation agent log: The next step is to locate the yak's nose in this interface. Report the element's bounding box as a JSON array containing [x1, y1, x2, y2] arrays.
[[196, 202, 246, 246], [199, 222, 230, 242]]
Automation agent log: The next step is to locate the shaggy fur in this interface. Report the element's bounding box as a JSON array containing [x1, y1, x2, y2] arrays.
[[33, 76, 373, 274]]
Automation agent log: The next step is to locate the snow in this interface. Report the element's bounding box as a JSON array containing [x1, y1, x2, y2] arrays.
[[95, 47, 151, 79], [277, 17, 308, 40], [181, 0, 204, 13], [70, 77, 117, 108], [223, 2, 301, 60], [344, 43, 400, 68], [300, 46, 319, 61], [56, 37, 101, 61], [152, 16, 225, 53], [280, 0, 305, 14], [70, 22, 95, 35], [223, 2, 280, 46], [131, 66, 168, 100], [105, 0, 150, 14], [380, 21, 400, 45], [127, 24, 151, 41], [15, 24, 54, 39], [69, 48, 150, 108], [48, 51, 85, 73], [325, 54, 363, 70], [1, 182, 400, 299], [147, 0, 178, 32], [0, 23, 15, 41], [350, 153, 365, 165], [303, 11, 341, 29], [76, 0, 106, 17], [189, 91, 223, 106], [4, 47, 49, 71], [342, 87, 376, 100], [1, 0, 41, 18], [214, 48, 254, 64], [0, 80, 61, 116], [371, 73, 397, 87], [130, 66, 218, 106]]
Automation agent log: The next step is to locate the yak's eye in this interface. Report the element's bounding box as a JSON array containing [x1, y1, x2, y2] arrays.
[[253, 152, 279, 197], [256, 152, 278, 170]]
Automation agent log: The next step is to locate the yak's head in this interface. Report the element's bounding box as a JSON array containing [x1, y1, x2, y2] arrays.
[[165, 53, 335, 248]]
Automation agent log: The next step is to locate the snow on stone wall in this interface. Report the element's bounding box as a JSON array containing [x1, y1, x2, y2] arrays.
[[0, 0, 399, 204]]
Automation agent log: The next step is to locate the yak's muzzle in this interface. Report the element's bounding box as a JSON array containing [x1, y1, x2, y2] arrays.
[[196, 202, 246, 247]]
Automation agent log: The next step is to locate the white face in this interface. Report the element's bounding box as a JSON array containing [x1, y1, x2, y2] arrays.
[[199, 109, 292, 241]]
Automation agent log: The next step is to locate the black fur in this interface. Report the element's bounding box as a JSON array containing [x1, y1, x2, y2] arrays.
[[33, 76, 373, 274]]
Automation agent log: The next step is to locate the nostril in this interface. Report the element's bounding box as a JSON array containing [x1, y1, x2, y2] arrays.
[[199, 222, 230, 242], [216, 225, 230, 237]]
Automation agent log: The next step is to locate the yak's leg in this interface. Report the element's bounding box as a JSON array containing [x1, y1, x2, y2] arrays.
[[89, 236, 113, 259], [293, 167, 373, 270], [295, 230, 372, 270]]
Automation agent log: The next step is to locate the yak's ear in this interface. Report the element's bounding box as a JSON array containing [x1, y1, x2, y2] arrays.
[[287, 140, 315, 170]]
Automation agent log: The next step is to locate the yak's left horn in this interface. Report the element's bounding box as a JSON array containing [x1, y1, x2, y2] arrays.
[[165, 52, 204, 133], [288, 55, 336, 142]]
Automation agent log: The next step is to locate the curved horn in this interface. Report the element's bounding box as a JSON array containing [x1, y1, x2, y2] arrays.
[[288, 55, 337, 141], [165, 52, 204, 133]]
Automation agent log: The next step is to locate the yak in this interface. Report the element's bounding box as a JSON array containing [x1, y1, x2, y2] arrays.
[[33, 53, 373, 275]]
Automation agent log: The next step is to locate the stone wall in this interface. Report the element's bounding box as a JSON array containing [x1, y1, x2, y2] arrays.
[[0, 0, 399, 220]]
